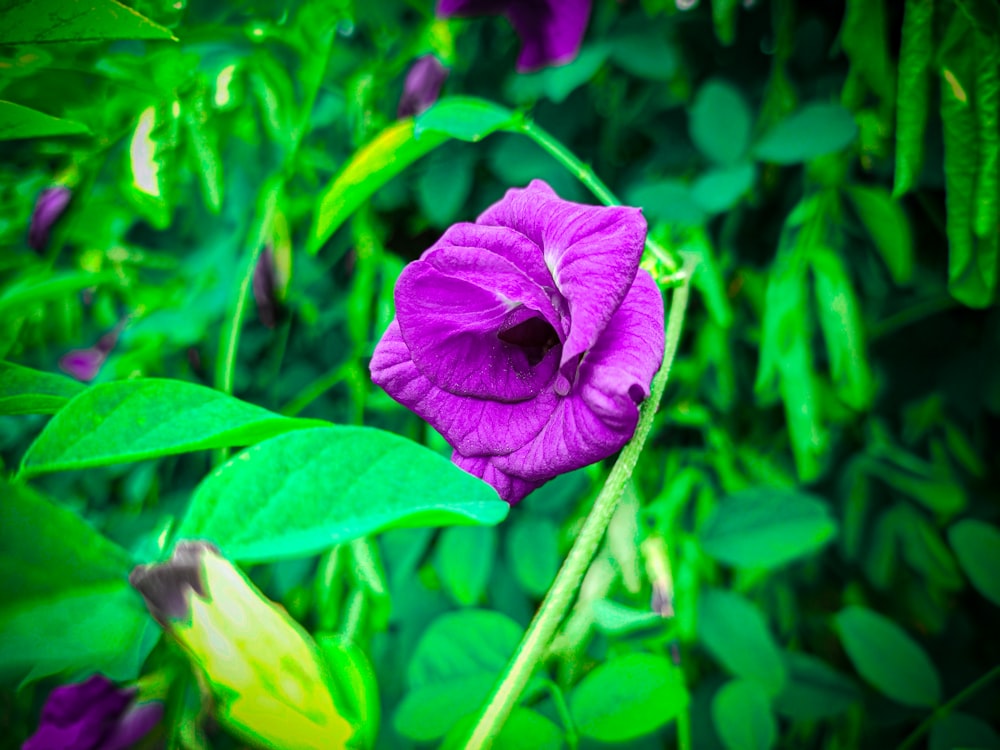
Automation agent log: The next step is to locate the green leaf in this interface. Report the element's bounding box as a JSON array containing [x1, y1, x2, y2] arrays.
[[414, 97, 516, 142], [0, 361, 84, 416], [20, 379, 324, 477], [507, 517, 560, 597], [396, 610, 526, 741], [177, 427, 507, 563], [0, 100, 90, 140], [442, 709, 564, 750], [0, 479, 157, 686], [893, 0, 935, 197], [774, 652, 859, 720], [949, 519, 1000, 606], [697, 588, 787, 695], [930, 712, 1000, 750], [840, 0, 896, 113], [592, 599, 665, 635], [0, 271, 121, 320], [309, 120, 448, 253], [712, 679, 776, 750], [689, 79, 753, 165], [0, 0, 175, 44], [416, 146, 475, 227], [570, 653, 689, 742], [809, 245, 875, 409], [434, 525, 497, 606], [846, 185, 914, 284], [893, 505, 963, 590], [627, 180, 706, 227], [609, 25, 677, 80], [691, 162, 756, 213], [316, 633, 380, 750], [699, 487, 837, 570], [834, 605, 942, 707], [682, 226, 734, 328], [753, 103, 858, 164], [712, 0, 741, 46], [508, 45, 610, 103]]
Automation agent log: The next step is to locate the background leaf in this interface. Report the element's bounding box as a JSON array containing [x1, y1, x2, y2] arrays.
[[0, 100, 89, 140], [0, 361, 84, 416], [0, 0, 175, 44], [834, 605, 942, 707], [949, 519, 1000, 606], [753, 103, 858, 164], [689, 80, 753, 165], [712, 679, 777, 750]]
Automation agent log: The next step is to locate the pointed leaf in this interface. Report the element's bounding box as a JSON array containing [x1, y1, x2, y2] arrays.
[[0, 0, 175, 44], [949, 519, 1000, 606], [0, 361, 84, 416], [753, 104, 857, 164], [846, 185, 914, 283], [0, 100, 89, 140], [20, 379, 325, 476], [894, 0, 935, 197], [712, 679, 776, 750], [177, 427, 507, 563]]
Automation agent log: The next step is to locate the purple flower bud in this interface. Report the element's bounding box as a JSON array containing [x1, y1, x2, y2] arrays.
[[437, 0, 592, 72], [398, 55, 449, 118], [28, 187, 72, 253], [22, 675, 163, 750], [252, 247, 280, 328], [58, 348, 107, 382], [370, 180, 664, 504]]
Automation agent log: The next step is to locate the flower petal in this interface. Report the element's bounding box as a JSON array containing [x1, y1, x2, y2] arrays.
[[452, 452, 542, 504], [370, 322, 559, 457], [437, 0, 509, 16], [490, 269, 664, 483], [506, 0, 592, 72], [395, 247, 562, 401], [477, 180, 647, 393]]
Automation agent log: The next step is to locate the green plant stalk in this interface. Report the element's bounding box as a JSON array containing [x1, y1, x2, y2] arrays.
[[517, 120, 680, 274], [461, 263, 694, 750], [897, 663, 1000, 750]]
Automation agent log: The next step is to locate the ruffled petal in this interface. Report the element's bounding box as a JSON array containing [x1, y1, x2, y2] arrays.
[[370, 322, 559, 457], [506, 0, 592, 71], [477, 180, 647, 393], [490, 270, 664, 483], [452, 452, 542, 504], [395, 246, 562, 401], [437, 0, 509, 16]]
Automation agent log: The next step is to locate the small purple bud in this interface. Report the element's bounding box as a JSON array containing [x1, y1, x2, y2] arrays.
[[28, 187, 72, 253], [252, 246, 280, 329], [58, 348, 107, 382], [398, 55, 449, 118], [22, 675, 162, 750]]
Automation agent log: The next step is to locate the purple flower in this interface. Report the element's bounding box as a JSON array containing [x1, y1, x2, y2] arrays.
[[28, 187, 72, 253], [23, 675, 162, 750], [398, 55, 449, 118], [438, 0, 592, 72], [253, 246, 280, 328], [59, 328, 119, 382], [370, 180, 665, 503]]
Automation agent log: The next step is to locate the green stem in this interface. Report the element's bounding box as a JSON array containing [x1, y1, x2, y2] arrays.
[[461, 262, 694, 750], [544, 680, 578, 750], [280, 363, 349, 417], [897, 663, 1000, 750], [517, 120, 680, 274]]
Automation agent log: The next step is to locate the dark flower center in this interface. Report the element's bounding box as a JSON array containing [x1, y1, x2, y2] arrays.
[[498, 315, 559, 367]]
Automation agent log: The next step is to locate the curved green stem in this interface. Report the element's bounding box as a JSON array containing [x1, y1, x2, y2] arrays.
[[897, 663, 1000, 750], [461, 260, 694, 750], [516, 120, 680, 274]]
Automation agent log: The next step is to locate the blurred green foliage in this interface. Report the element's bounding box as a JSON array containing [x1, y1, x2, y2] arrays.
[[2, 0, 1000, 748]]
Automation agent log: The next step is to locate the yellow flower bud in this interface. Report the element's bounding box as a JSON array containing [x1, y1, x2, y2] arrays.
[[130, 542, 354, 750]]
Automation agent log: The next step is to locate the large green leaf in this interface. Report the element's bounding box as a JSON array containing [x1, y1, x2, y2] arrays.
[[973, 27, 999, 240], [0, 100, 89, 140], [689, 79, 753, 165], [949, 519, 1000, 606], [712, 679, 776, 750], [177, 427, 507, 562], [0, 361, 84, 416], [699, 487, 837, 570], [0, 480, 157, 686], [20, 379, 324, 476], [507, 517, 560, 597], [893, 0, 935, 197], [0, 0, 175, 44], [753, 103, 858, 164], [395, 610, 525, 741], [834, 605, 942, 707], [570, 653, 688, 742], [697, 589, 787, 695]]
